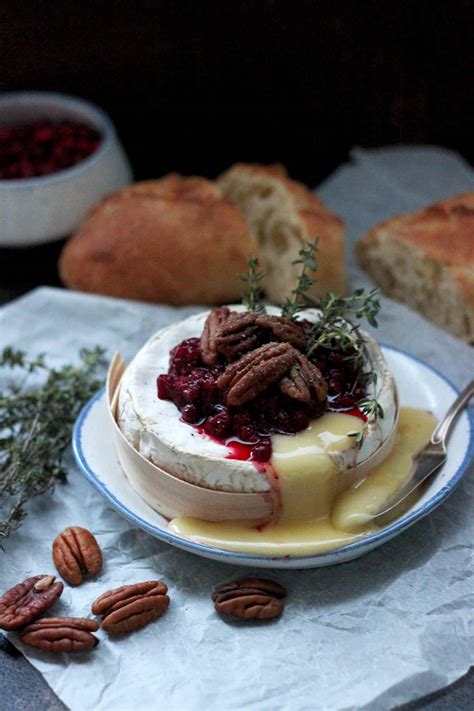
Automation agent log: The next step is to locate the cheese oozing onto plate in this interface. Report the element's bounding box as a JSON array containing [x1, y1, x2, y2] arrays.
[[117, 306, 398, 496]]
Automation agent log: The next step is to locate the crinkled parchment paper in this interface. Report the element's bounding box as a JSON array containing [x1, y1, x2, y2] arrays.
[[1, 146, 473, 710]]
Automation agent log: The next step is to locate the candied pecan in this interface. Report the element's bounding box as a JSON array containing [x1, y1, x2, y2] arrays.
[[213, 578, 286, 621], [214, 311, 260, 362], [451, 204, 474, 216], [280, 364, 311, 402], [217, 342, 295, 406], [91, 581, 169, 635], [200, 306, 230, 365], [19, 617, 99, 653], [0, 575, 64, 631], [280, 353, 328, 402], [255, 314, 306, 350], [52, 526, 102, 586]]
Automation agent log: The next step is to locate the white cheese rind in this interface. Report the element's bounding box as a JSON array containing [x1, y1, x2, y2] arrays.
[[117, 308, 270, 493], [118, 306, 397, 493]]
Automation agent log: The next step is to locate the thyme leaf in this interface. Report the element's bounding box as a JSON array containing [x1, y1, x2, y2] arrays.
[[281, 239, 319, 319], [0, 346, 106, 545], [306, 287, 381, 361], [348, 398, 385, 448], [240, 256, 266, 312]]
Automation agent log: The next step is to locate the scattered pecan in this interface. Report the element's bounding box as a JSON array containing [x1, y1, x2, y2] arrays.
[[217, 342, 295, 406], [19, 617, 99, 653], [91, 581, 169, 635], [200, 306, 230, 365], [52, 526, 102, 586], [0, 575, 64, 631], [255, 314, 306, 350], [280, 352, 328, 402], [214, 311, 260, 362], [451, 204, 474, 216], [213, 577, 286, 621]]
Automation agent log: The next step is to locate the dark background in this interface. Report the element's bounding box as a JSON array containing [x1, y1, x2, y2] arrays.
[[1, 3, 473, 707], [1, 0, 474, 297], [1, 0, 473, 186], [2, 0, 473, 300]]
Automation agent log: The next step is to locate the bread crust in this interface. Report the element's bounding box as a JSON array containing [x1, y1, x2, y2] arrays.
[[218, 163, 346, 302], [60, 164, 346, 307], [59, 174, 257, 305], [357, 191, 474, 342]]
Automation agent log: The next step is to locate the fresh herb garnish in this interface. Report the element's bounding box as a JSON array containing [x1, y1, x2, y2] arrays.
[[279, 239, 383, 445], [242, 240, 384, 448], [281, 239, 319, 319], [305, 286, 382, 446], [349, 398, 385, 448], [306, 287, 381, 361], [0, 346, 105, 545], [240, 256, 266, 312]]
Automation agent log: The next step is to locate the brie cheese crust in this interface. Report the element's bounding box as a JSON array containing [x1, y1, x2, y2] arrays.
[[117, 306, 397, 494]]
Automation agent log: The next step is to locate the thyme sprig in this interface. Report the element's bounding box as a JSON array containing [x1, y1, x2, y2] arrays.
[[0, 346, 106, 545], [349, 398, 385, 448], [278, 239, 383, 446], [240, 256, 266, 312], [316, 288, 381, 330], [281, 239, 319, 319], [306, 287, 381, 360], [240, 239, 384, 449]]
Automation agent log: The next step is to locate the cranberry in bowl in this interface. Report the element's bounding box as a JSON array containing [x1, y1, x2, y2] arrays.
[[0, 92, 132, 246]]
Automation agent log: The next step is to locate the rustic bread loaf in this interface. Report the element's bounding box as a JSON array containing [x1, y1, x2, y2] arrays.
[[218, 163, 347, 302], [356, 192, 474, 343], [59, 165, 346, 306], [59, 174, 256, 305]]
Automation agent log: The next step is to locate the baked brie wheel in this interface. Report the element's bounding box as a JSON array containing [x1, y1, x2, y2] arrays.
[[113, 306, 398, 521]]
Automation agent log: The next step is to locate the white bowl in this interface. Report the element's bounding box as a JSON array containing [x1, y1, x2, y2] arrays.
[[0, 91, 133, 246]]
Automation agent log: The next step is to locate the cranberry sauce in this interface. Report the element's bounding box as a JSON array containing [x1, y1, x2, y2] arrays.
[[157, 334, 367, 464], [0, 120, 102, 180]]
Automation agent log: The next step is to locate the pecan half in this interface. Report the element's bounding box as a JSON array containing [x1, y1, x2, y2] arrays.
[[255, 314, 307, 350], [214, 311, 260, 362], [213, 578, 286, 621], [52, 526, 102, 586], [200, 306, 230, 365], [280, 352, 328, 402], [19, 617, 99, 653], [91, 581, 169, 635], [0, 576, 64, 631], [217, 341, 295, 406]]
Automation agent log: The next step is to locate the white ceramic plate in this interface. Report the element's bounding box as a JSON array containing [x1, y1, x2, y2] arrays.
[[72, 346, 474, 569]]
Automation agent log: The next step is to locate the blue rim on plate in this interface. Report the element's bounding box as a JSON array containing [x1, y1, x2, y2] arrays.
[[72, 345, 474, 564]]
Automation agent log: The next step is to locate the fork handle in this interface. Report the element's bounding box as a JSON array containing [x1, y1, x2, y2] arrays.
[[431, 380, 474, 445]]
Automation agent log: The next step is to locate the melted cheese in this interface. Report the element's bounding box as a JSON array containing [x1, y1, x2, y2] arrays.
[[272, 412, 363, 520], [169, 407, 436, 556], [118, 306, 398, 497], [332, 407, 436, 532]]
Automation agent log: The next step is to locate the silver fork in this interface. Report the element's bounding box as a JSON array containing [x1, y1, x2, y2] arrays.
[[373, 379, 474, 520]]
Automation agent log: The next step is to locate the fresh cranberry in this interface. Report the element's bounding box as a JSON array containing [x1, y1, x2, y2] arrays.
[[169, 338, 202, 375], [235, 423, 258, 443], [331, 395, 356, 410], [0, 120, 102, 180], [35, 125, 54, 143], [252, 440, 272, 462], [157, 334, 369, 467], [157, 374, 174, 400], [181, 403, 200, 423], [328, 378, 344, 395], [327, 351, 344, 367], [284, 410, 309, 433], [204, 410, 233, 439]]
